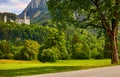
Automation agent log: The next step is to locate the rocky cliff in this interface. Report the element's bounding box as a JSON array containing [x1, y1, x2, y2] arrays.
[[20, 0, 50, 23]]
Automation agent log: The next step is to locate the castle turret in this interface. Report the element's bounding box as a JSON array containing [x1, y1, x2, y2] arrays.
[[16, 11, 30, 25], [4, 15, 7, 23], [24, 11, 27, 24]]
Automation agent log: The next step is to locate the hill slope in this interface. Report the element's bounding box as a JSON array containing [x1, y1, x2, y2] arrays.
[[20, 0, 50, 24], [0, 12, 16, 22]]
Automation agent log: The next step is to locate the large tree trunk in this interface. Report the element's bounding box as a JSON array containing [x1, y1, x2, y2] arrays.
[[110, 0, 119, 63], [108, 30, 119, 64]]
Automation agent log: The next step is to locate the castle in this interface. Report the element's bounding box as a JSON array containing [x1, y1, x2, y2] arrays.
[[4, 12, 30, 25], [16, 12, 30, 25]]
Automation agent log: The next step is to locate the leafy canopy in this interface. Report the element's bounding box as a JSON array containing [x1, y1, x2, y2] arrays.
[[47, 0, 120, 29]]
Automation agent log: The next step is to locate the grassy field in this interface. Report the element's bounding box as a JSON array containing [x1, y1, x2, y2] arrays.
[[0, 59, 119, 77]]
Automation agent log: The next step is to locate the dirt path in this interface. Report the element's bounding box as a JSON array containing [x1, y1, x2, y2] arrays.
[[20, 66, 120, 77]]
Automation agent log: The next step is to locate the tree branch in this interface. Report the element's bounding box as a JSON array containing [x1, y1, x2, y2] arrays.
[[82, 23, 104, 29], [76, 9, 96, 23], [92, 0, 111, 31]]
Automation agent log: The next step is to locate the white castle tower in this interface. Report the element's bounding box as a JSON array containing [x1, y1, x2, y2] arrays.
[[16, 12, 30, 25], [4, 15, 7, 23], [24, 11, 30, 25], [24, 11, 27, 24]]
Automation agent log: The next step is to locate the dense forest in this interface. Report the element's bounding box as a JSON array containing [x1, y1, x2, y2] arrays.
[[0, 12, 16, 22], [0, 21, 120, 62], [47, 0, 120, 64]]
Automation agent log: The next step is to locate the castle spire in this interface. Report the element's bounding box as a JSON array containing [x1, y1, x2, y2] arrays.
[[4, 15, 7, 23]]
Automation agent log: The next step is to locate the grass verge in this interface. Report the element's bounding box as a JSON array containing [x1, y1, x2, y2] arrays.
[[0, 59, 119, 77]]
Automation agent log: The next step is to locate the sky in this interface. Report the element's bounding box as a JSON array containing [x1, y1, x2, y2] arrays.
[[0, 0, 31, 15]]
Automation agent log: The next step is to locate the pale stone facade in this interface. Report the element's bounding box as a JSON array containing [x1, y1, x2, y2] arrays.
[[4, 16, 7, 23], [16, 13, 30, 25]]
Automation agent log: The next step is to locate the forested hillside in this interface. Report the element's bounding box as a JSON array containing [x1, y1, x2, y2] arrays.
[[20, 0, 50, 24], [0, 12, 16, 22], [1, 21, 119, 62]]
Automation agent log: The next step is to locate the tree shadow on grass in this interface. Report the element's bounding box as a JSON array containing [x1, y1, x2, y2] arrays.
[[0, 66, 97, 77]]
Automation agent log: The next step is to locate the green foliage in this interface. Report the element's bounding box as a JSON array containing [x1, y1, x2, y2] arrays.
[[47, 0, 119, 26], [72, 43, 83, 59], [91, 49, 104, 59], [66, 27, 104, 59], [0, 40, 10, 54], [47, 0, 120, 64], [11, 46, 23, 60], [0, 21, 106, 61], [0, 12, 16, 22], [20, 39, 40, 60], [44, 27, 59, 48], [43, 28, 69, 60], [0, 51, 4, 59], [71, 31, 91, 59], [51, 47, 60, 59], [3, 53, 14, 59], [56, 32, 69, 59], [0, 40, 13, 59], [89, 36, 103, 59], [38, 48, 59, 63]]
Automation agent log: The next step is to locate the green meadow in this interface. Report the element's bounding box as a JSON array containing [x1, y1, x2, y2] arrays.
[[0, 59, 118, 77]]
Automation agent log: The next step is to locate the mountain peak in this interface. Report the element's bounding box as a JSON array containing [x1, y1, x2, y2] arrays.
[[20, 0, 50, 24], [30, 0, 47, 8]]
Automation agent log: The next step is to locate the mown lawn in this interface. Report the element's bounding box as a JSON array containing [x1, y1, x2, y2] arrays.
[[0, 59, 118, 77]]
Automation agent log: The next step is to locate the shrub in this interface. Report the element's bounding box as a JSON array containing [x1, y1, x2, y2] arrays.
[[51, 47, 60, 59], [3, 53, 14, 59], [14, 53, 21, 60], [72, 43, 90, 59], [78, 51, 90, 59], [0, 51, 4, 59], [20, 39, 40, 60], [38, 48, 59, 63], [0, 40, 10, 54], [95, 53, 104, 59], [91, 48, 104, 59]]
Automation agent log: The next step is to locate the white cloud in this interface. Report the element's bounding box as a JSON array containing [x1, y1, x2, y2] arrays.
[[9, 0, 19, 3], [0, 0, 31, 15]]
